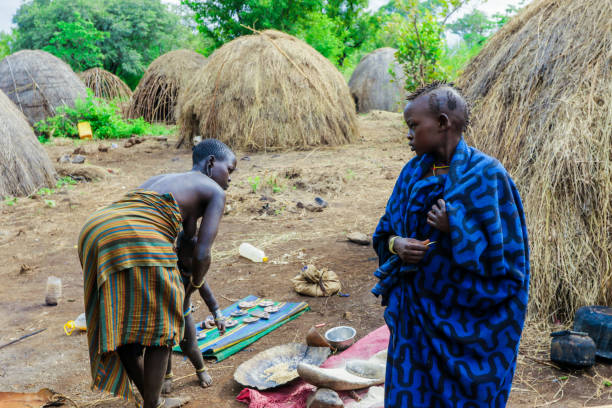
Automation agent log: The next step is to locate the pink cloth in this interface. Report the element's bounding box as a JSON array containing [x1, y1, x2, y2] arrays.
[[236, 325, 390, 408]]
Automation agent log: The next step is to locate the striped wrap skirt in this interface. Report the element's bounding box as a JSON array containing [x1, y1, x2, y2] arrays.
[[78, 191, 184, 400]]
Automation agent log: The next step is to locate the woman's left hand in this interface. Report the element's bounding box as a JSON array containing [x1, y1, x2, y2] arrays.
[[427, 199, 450, 234]]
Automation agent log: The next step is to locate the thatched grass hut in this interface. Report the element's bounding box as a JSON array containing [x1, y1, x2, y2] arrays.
[[456, 0, 611, 321], [0, 50, 87, 126], [126, 49, 207, 124], [177, 30, 358, 151], [79, 67, 132, 100], [0, 89, 56, 197], [349, 48, 405, 113]]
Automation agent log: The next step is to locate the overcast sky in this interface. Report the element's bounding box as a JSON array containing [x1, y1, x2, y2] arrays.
[[1, 0, 527, 34]]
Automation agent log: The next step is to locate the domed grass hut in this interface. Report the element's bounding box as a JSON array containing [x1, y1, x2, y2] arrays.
[[126, 49, 207, 124], [79, 67, 132, 100], [0, 89, 56, 197], [456, 0, 611, 321], [0, 50, 87, 126], [349, 48, 406, 113], [176, 30, 358, 151]]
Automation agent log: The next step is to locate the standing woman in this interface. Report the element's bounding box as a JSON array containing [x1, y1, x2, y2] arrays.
[[372, 82, 530, 407]]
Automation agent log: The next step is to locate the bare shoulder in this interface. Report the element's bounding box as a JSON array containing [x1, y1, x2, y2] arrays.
[[190, 172, 225, 201]]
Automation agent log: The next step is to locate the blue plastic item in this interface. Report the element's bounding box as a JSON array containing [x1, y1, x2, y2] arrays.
[[573, 305, 612, 359]]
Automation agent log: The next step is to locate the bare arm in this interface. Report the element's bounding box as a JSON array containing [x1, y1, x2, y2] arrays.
[[198, 281, 219, 314], [185, 188, 225, 299]]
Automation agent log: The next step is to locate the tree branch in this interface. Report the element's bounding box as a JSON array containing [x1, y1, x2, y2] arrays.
[[441, 0, 469, 27]]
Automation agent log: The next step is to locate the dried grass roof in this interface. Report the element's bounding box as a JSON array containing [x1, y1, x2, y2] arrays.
[[79, 67, 132, 100], [0, 50, 87, 125], [126, 49, 207, 124], [349, 48, 406, 113], [457, 0, 612, 321], [176, 29, 358, 151], [0, 89, 56, 197]]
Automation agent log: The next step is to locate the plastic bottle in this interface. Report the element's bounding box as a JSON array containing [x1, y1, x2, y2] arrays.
[[239, 243, 268, 263], [45, 276, 62, 306], [64, 313, 87, 336]]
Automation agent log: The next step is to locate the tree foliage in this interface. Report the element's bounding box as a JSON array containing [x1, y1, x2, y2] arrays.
[[12, 0, 203, 87], [181, 0, 322, 50], [390, 0, 466, 91], [43, 12, 108, 71], [182, 0, 371, 66], [0, 31, 13, 60]]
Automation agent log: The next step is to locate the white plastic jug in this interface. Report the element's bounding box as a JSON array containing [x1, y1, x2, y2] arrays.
[[239, 243, 268, 263]]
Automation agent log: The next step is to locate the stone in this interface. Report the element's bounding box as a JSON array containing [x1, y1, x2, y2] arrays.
[[70, 155, 86, 164], [305, 204, 323, 212], [98, 144, 109, 152], [73, 146, 87, 155], [306, 388, 344, 408], [57, 154, 71, 164], [347, 232, 370, 246]]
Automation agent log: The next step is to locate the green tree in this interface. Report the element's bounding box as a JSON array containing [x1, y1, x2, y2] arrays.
[[448, 9, 493, 47], [391, 0, 469, 91], [43, 12, 108, 71], [294, 12, 346, 65], [182, 0, 371, 66], [0, 31, 14, 60], [12, 0, 199, 87], [181, 0, 322, 50], [323, 0, 370, 65]]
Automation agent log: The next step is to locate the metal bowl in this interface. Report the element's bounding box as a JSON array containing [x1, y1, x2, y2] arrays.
[[325, 326, 356, 351]]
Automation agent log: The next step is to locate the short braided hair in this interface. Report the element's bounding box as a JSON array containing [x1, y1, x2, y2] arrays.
[[407, 81, 471, 131]]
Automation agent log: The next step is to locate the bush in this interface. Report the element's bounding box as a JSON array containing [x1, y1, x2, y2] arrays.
[[35, 90, 173, 142]]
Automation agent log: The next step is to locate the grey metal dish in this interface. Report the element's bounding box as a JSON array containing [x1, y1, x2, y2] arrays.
[[325, 326, 356, 351], [233, 343, 331, 390]]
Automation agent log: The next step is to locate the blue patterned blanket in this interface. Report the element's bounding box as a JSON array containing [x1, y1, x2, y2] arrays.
[[372, 139, 530, 407]]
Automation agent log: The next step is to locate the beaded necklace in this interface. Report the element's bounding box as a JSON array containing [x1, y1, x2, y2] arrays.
[[432, 164, 450, 176]]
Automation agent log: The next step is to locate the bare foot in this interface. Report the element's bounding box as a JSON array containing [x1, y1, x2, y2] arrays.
[[197, 369, 213, 388], [161, 378, 172, 395], [157, 396, 191, 408]]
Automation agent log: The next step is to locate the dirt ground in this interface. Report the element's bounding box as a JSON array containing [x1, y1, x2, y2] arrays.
[[1, 111, 611, 407]]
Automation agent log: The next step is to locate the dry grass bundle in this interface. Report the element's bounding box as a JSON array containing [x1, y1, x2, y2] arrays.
[[176, 29, 358, 151], [0, 89, 56, 197], [0, 50, 87, 125], [456, 0, 612, 321], [126, 49, 207, 124], [348, 48, 405, 113], [78, 68, 132, 100]]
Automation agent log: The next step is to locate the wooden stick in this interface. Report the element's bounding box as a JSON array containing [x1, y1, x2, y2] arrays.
[[524, 355, 562, 370], [0, 328, 46, 350], [220, 294, 239, 302]]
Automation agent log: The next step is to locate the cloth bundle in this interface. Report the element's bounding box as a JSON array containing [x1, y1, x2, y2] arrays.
[[292, 265, 341, 297]]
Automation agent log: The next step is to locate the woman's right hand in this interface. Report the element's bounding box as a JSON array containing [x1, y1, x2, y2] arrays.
[[393, 237, 430, 264]]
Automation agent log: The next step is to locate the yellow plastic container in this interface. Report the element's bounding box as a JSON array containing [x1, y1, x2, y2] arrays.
[[77, 122, 93, 140], [64, 313, 87, 335]]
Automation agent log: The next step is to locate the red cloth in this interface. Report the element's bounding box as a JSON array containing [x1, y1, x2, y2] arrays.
[[236, 325, 390, 408]]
